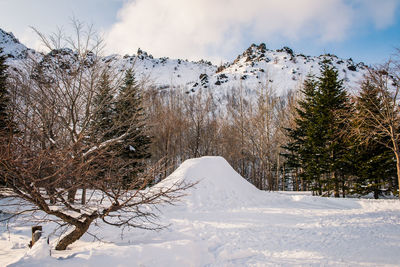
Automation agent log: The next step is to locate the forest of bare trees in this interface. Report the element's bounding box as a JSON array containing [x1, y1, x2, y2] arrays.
[[147, 83, 297, 191]]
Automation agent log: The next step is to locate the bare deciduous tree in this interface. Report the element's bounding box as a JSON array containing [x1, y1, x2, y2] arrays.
[[0, 21, 194, 250], [353, 56, 400, 198]]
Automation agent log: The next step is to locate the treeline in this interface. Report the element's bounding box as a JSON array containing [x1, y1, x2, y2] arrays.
[[146, 84, 289, 191], [145, 58, 400, 199], [284, 60, 399, 198]]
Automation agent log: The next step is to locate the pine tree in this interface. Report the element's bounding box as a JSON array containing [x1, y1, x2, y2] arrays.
[[351, 80, 396, 198], [314, 61, 350, 197], [0, 48, 10, 137], [284, 75, 322, 193], [284, 61, 351, 196], [0, 48, 11, 186], [115, 69, 151, 184], [282, 128, 302, 190], [91, 71, 115, 142]]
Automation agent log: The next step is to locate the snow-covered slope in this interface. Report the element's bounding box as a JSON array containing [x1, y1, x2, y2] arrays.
[[155, 156, 263, 210], [0, 29, 30, 60], [104, 44, 367, 97], [0, 28, 368, 97], [0, 29, 38, 62], [2, 156, 400, 266]]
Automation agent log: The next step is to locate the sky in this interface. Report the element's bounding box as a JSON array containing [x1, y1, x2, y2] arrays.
[[0, 0, 399, 65]]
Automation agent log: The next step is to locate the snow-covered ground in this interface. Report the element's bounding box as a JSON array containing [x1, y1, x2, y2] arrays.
[[1, 156, 400, 266]]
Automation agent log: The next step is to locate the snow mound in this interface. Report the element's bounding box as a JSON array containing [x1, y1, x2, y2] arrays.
[[158, 156, 263, 211], [10, 237, 52, 266]]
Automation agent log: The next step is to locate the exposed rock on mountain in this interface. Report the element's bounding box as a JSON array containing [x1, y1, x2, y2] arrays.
[[0, 28, 367, 97]]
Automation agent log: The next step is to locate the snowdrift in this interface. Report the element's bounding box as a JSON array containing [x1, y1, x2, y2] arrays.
[[156, 156, 360, 211], [157, 156, 263, 210]]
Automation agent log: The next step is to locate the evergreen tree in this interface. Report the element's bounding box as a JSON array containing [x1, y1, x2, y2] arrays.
[[0, 48, 11, 186], [115, 69, 151, 184], [85, 70, 117, 190], [351, 80, 396, 198], [91, 71, 115, 142], [314, 61, 350, 197], [284, 75, 323, 193], [282, 128, 302, 191], [284, 61, 351, 196], [0, 48, 10, 137]]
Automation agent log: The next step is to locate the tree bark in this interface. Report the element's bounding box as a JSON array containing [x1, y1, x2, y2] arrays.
[[55, 219, 93, 250], [393, 145, 400, 200], [276, 153, 280, 191], [81, 188, 86, 205], [341, 175, 346, 198], [68, 188, 77, 204], [391, 135, 400, 200], [333, 171, 340, 198]]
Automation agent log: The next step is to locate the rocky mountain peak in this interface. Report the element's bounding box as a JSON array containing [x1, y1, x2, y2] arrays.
[[0, 28, 31, 60], [0, 27, 369, 97], [233, 43, 269, 64]]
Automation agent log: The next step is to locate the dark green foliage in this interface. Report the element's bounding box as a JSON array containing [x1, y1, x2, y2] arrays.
[[91, 71, 115, 142], [284, 61, 398, 198], [0, 48, 11, 186], [315, 62, 350, 196], [115, 69, 151, 184], [88, 69, 152, 186], [286, 76, 320, 191], [351, 81, 396, 198], [284, 62, 351, 196], [0, 48, 10, 136]]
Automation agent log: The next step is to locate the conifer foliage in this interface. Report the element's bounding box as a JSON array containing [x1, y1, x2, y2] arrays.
[[0, 48, 11, 186], [0, 48, 10, 138], [351, 80, 396, 198], [284, 61, 350, 196], [115, 69, 151, 183], [91, 70, 115, 142], [284, 76, 319, 192]]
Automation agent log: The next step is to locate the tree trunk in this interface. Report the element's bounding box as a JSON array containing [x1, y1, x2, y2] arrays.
[[275, 153, 280, 191], [46, 187, 56, 204], [394, 149, 400, 200], [68, 188, 77, 204], [341, 175, 346, 198], [282, 164, 286, 191], [333, 171, 340, 198], [55, 220, 93, 250], [374, 189, 379, 199], [391, 137, 400, 200], [81, 188, 86, 205]]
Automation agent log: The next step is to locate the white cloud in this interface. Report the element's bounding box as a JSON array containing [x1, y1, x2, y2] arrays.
[[105, 0, 399, 62], [355, 0, 399, 29]]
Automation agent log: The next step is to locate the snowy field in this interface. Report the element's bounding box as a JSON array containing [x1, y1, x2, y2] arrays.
[[1, 157, 400, 266]]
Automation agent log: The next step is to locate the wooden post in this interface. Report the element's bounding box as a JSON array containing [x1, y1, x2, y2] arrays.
[[29, 226, 42, 248]]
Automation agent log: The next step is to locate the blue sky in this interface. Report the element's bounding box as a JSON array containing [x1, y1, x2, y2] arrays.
[[1, 0, 399, 65]]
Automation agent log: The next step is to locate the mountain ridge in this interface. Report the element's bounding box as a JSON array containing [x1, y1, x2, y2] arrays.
[[0, 28, 367, 96]]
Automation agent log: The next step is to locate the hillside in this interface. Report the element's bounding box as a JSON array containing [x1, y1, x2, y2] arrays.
[[1, 156, 400, 266], [0, 28, 367, 96]]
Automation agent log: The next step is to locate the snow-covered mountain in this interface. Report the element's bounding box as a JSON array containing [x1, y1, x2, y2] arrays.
[[0, 28, 368, 96], [0, 29, 32, 60]]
